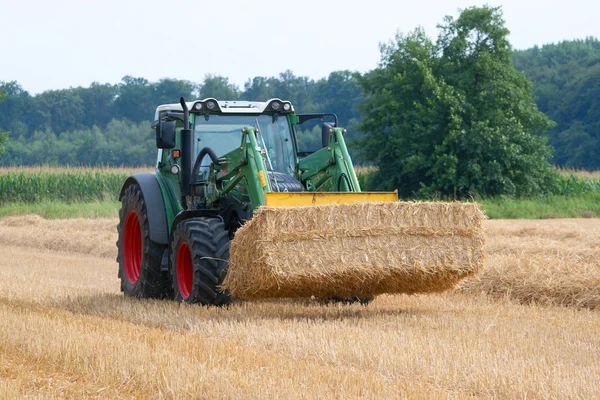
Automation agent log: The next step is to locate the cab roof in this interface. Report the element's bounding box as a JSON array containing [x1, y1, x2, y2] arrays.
[[154, 98, 294, 120]]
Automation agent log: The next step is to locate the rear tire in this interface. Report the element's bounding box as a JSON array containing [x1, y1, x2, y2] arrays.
[[170, 218, 232, 306], [117, 184, 172, 299]]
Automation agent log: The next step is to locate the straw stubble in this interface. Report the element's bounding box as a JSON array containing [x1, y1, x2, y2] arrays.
[[225, 201, 486, 299]]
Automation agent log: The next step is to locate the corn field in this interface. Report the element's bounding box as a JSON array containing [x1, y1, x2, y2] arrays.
[[0, 170, 130, 203], [554, 173, 600, 195], [1, 166, 600, 205], [0, 166, 377, 204]]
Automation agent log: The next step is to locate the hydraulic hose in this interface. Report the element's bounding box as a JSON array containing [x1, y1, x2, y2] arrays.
[[337, 173, 354, 192], [189, 147, 221, 195]]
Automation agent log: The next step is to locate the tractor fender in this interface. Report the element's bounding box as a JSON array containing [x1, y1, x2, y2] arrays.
[[119, 173, 169, 245]]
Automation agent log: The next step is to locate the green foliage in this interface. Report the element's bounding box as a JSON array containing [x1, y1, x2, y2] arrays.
[[199, 74, 240, 99], [0, 70, 364, 166], [512, 38, 600, 169], [551, 173, 600, 196], [357, 6, 556, 198], [295, 125, 322, 153], [355, 168, 378, 191], [0, 130, 7, 156], [0, 170, 128, 203], [0, 90, 8, 156], [1, 120, 155, 166]]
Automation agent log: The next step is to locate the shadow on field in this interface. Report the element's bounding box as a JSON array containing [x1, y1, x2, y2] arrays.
[[47, 292, 435, 329]]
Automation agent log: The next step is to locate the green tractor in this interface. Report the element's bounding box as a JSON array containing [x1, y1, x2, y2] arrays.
[[117, 97, 394, 305], [117, 97, 485, 306]]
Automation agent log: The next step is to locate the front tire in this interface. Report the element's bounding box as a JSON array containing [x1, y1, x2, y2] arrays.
[[170, 218, 232, 306], [117, 184, 172, 298]]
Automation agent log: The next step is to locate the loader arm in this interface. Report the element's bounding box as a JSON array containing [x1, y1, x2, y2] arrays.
[[204, 126, 271, 208], [203, 125, 373, 210], [297, 127, 361, 192]]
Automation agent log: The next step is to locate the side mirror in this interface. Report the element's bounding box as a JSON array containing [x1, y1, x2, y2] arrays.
[[321, 123, 334, 148], [156, 120, 176, 149]]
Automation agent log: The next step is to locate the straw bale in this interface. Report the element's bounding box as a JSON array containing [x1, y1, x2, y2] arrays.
[[224, 201, 486, 299]]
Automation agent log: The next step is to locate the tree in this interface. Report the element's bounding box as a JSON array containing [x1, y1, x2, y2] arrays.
[[114, 76, 156, 123], [199, 74, 240, 100], [0, 81, 31, 139], [75, 82, 118, 128], [155, 78, 196, 105], [314, 71, 363, 124], [242, 76, 274, 100], [31, 89, 85, 134], [313, 71, 365, 153], [512, 38, 600, 168], [357, 6, 556, 198], [0, 90, 9, 156]]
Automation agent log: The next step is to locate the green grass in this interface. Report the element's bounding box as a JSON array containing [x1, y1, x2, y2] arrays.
[[0, 200, 120, 219], [479, 192, 600, 219]]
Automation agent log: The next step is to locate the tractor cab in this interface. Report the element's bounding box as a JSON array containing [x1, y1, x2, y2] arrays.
[[154, 98, 298, 180]]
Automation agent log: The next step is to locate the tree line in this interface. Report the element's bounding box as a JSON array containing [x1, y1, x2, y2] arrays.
[[512, 37, 600, 169], [0, 72, 363, 166]]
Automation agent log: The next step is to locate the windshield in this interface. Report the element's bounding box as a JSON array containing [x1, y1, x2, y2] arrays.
[[194, 114, 296, 175]]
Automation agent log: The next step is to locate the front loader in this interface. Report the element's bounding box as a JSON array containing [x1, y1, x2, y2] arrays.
[[117, 97, 485, 306]]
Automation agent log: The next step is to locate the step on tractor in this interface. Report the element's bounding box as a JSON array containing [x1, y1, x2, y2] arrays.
[[117, 98, 485, 306]]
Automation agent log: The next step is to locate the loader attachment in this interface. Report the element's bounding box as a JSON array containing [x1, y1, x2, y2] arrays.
[[224, 197, 486, 299], [264, 192, 399, 207]]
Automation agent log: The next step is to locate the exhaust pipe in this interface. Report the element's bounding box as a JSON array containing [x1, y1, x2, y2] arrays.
[[179, 97, 193, 208]]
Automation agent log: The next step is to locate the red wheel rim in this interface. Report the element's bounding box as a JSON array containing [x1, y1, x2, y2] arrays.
[[123, 210, 142, 284], [177, 242, 193, 299]]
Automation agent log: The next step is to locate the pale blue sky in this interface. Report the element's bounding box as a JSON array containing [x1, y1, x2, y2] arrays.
[[1, 0, 598, 94]]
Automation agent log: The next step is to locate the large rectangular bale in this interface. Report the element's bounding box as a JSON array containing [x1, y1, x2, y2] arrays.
[[224, 202, 486, 299]]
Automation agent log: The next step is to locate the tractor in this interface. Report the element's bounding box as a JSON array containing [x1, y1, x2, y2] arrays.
[[117, 97, 394, 305], [117, 97, 485, 306]]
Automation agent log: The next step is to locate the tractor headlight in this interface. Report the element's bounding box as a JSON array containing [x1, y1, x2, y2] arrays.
[[270, 101, 281, 111], [206, 101, 217, 110], [193, 102, 203, 111], [267, 99, 292, 112], [170, 164, 180, 175]]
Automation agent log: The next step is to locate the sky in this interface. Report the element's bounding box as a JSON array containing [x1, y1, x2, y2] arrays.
[[1, 0, 598, 94]]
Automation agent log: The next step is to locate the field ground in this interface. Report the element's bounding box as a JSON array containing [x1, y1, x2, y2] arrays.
[[0, 216, 599, 399]]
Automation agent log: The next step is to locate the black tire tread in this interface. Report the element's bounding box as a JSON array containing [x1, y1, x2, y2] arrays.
[[170, 218, 232, 306], [117, 184, 172, 299]]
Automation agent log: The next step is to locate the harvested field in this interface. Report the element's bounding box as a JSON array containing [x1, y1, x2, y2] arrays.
[[459, 219, 600, 309], [0, 216, 599, 398]]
